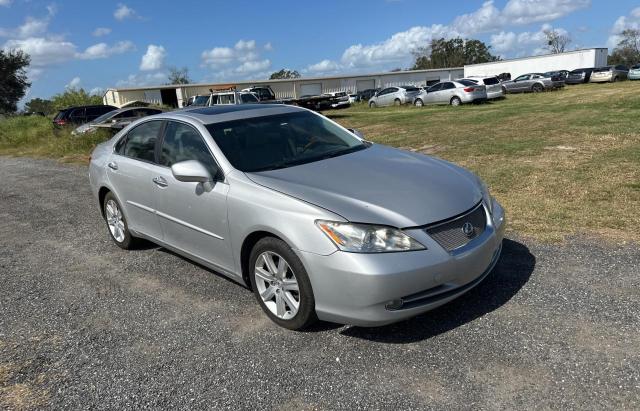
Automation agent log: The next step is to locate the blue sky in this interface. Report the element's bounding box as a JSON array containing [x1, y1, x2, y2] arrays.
[[1, 0, 639, 101]]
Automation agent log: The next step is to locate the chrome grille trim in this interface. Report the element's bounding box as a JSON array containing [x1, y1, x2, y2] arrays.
[[424, 202, 487, 252]]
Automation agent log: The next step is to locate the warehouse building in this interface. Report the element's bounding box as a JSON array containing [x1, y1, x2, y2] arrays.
[[464, 48, 608, 78], [103, 67, 464, 108], [103, 48, 608, 108]]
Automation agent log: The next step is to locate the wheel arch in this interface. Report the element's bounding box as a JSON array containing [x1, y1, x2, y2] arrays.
[[98, 186, 111, 217], [240, 230, 286, 290]]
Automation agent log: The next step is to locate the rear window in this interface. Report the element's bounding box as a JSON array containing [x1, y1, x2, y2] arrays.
[[632, 64, 640, 69], [401, 86, 419, 92], [54, 110, 67, 120], [240, 93, 259, 103], [482, 77, 499, 85], [457, 80, 477, 86], [593, 67, 611, 72]]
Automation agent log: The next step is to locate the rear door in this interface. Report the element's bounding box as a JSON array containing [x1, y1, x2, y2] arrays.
[[107, 120, 164, 240], [439, 82, 456, 103], [153, 120, 234, 272]]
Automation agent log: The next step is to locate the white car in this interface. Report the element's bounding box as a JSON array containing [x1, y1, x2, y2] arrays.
[[458, 76, 504, 99], [323, 92, 351, 109], [368, 86, 420, 108]]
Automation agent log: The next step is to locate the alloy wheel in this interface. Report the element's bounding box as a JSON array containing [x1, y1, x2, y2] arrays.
[[105, 199, 125, 243], [254, 251, 300, 320]]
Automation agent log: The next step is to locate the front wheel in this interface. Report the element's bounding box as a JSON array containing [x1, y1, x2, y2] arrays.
[[394, 98, 401, 106], [450, 96, 461, 106], [249, 237, 317, 330], [369, 101, 376, 108], [532, 84, 543, 92], [103, 192, 137, 249], [414, 98, 424, 107]]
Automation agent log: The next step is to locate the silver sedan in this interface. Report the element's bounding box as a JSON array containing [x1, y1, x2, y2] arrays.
[[89, 105, 505, 329], [413, 80, 487, 106]]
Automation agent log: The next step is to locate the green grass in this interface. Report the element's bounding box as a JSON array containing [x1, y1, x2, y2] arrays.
[[0, 116, 111, 163], [324, 82, 640, 242], [1, 82, 639, 242]]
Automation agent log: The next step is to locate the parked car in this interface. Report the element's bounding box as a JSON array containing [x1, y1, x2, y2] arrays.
[[589, 65, 629, 83], [348, 94, 359, 104], [358, 88, 380, 101], [89, 104, 505, 329], [629, 64, 640, 80], [414, 80, 487, 107], [323, 91, 351, 109], [241, 86, 276, 101], [565, 68, 594, 84], [368, 86, 420, 107], [458, 76, 503, 100], [53, 105, 117, 127], [71, 107, 163, 135], [543, 70, 570, 81], [500, 73, 564, 93]]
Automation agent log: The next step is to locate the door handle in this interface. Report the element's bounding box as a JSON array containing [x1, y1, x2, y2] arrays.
[[107, 161, 118, 170], [152, 176, 168, 187]]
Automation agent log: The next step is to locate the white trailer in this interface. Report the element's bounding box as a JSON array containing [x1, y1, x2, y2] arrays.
[[464, 48, 608, 78]]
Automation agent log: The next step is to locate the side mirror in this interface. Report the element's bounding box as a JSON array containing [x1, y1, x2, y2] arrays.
[[171, 160, 213, 183], [347, 128, 365, 139]]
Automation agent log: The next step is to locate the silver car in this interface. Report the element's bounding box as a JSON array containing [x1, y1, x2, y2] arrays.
[[89, 105, 505, 329], [501, 73, 564, 93], [413, 80, 487, 106], [458, 76, 504, 100], [589, 65, 629, 83], [368, 86, 420, 107]]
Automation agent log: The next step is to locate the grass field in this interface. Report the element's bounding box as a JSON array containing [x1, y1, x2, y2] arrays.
[[1, 82, 639, 242]]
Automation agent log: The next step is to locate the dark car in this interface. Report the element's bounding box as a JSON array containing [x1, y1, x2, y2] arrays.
[[241, 86, 276, 101], [71, 107, 163, 135], [357, 88, 380, 101], [53, 105, 117, 127], [565, 68, 594, 84], [543, 70, 570, 81]]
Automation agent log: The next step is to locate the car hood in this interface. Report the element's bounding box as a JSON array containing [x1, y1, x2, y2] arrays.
[[245, 144, 482, 228]]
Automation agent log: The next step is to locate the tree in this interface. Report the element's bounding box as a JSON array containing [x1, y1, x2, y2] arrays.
[[543, 29, 571, 54], [50, 88, 103, 110], [269, 69, 301, 79], [25, 98, 55, 115], [0, 49, 31, 114], [608, 29, 640, 67], [412, 37, 500, 70], [167, 66, 191, 84]]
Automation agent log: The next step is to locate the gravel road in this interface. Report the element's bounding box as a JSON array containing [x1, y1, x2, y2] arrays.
[[0, 156, 638, 410]]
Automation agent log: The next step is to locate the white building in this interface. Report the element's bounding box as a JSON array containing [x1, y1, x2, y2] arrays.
[[464, 48, 608, 78], [103, 67, 464, 108]]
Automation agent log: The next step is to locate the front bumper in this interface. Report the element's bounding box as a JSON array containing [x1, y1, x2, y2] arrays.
[[299, 201, 506, 327]]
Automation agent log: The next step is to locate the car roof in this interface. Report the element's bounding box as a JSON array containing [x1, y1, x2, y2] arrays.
[[163, 104, 306, 125], [60, 104, 116, 111]]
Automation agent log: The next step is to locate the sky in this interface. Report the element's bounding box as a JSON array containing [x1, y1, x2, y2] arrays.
[[1, 0, 639, 102]]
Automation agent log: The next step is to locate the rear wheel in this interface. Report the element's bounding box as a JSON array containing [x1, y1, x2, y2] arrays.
[[394, 98, 401, 106], [612, 76, 618, 82], [450, 96, 462, 106], [369, 101, 376, 108], [532, 83, 543, 93], [249, 237, 317, 330], [103, 192, 136, 249], [414, 98, 424, 107]]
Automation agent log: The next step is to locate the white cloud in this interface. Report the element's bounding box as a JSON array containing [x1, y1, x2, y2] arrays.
[[116, 72, 167, 87], [92, 27, 111, 37], [607, 7, 640, 49], [78, 41, 135, 59], [315, 0, 591, 70], [3, 37, 77, 66], [306, 59, 342, 73], [490, 24, 565, 56], [66, 76, 81, 89], [201, 38, 272, 76], [114, 3, 136, 21], [0, 0, 12, 7], [0, 16, 50, 38], [140, 44, 166, 71]]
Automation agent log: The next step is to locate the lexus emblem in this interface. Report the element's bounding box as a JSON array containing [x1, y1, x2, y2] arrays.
[[462, 222, 474, 237]]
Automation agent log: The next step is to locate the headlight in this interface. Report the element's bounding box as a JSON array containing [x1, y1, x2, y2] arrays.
[[316, 220, 426, 253], [476, 175, 493, 215]]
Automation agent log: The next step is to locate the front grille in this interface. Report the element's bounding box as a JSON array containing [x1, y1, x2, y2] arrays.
[[425, 203, 486, 252]]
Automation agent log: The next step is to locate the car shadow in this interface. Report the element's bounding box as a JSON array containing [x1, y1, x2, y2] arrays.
[[339, 238, 535, 343]]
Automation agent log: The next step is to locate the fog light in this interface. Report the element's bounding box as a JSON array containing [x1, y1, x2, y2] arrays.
[[385, 299, 404, 310]]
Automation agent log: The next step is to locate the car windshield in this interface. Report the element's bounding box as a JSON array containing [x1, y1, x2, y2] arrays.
[[53, 110, 67, 120], [193, 96, 210, 105], [91, 110, 118, 124], [205, 111, 368, 172], [632, 64, 640, 69]]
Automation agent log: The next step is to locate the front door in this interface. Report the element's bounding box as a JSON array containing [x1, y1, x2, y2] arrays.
[[107, 120, 164, 240], [152, 120, 234, 272]]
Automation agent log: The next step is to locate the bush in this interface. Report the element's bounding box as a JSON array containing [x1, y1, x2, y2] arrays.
[[0, 115, 112, 162]]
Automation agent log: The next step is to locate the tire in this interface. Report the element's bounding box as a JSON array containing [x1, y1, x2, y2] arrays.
[[394, 98, 401, 106], [502, 86, 508, 94], [532, 84, 543, 93], [450, 96, 462, 106], [249, 237, 317, 330], [414, 98, 424, 107], [103, 192, 137, 249], [612, 76, 618, 83], [369, 101, 376, 108]]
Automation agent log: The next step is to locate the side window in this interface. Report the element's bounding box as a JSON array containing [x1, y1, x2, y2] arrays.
[[70, 108, 85, 120], [441, 82, 455, 90], [427, 83, 442, 92], [515, 75, 530, 81], [122, 120, 162, 163], [160, 121, 219, 179]]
